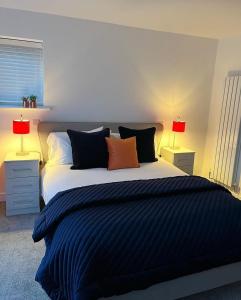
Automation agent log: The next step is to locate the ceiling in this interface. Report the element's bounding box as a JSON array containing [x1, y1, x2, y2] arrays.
[[0, 0, 241, 39]]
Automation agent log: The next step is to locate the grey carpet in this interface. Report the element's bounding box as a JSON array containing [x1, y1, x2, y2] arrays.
[[0, 202, 48, 299], [1, 202, 241, 299], [0, 229, 49, 300]]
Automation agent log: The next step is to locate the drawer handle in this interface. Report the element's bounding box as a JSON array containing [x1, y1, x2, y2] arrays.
[[176, 161, 193, 165], [13, 200, 33, 205], [13, 184, 33, 188], [12, 168, 32, 172]]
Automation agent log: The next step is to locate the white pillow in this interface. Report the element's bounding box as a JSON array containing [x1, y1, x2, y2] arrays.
[[111, 132, 120, 138], [47, 126, 103, 166]]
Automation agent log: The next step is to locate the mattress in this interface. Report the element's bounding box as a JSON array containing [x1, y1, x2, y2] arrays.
[[41, 158, 186, 204]]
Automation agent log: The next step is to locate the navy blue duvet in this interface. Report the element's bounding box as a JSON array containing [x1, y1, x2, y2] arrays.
[[33, 176, 241, 300]]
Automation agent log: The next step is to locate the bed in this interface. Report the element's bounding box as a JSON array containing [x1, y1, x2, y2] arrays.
[[34, 122, 241, 300]]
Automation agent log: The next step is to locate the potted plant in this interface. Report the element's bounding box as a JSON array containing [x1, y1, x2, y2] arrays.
[[22, 96, 29, 108], [29, 95, 37, 108]]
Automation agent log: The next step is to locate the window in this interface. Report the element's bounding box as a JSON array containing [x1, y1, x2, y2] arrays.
[[0, 36, 44, 107]]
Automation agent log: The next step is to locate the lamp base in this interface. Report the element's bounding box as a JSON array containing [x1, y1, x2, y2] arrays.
[[16, 151, 29, 156]]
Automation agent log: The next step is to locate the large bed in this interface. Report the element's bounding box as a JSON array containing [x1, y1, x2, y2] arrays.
[[34, 122, 241, 300]]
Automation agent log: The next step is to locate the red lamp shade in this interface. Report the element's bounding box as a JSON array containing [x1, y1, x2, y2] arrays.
[[13, 119, 30, 134], [172, 121, 186, 132]]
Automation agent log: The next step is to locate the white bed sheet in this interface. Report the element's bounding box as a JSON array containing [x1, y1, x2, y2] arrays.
[[41, 158, 186, 204]]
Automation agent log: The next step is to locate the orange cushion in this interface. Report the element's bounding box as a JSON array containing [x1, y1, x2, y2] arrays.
[[105, 137, 140, 170]]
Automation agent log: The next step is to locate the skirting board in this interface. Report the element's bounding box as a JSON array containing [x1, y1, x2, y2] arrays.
[[104, 262, 241, 300]]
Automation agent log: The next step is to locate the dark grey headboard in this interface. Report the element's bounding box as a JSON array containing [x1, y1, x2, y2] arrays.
[[38, 122, 163, 163]]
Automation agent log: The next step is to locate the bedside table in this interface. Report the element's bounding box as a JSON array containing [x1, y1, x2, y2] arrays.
[[160, 147, 195, 175], [4, 152, 40, 216]]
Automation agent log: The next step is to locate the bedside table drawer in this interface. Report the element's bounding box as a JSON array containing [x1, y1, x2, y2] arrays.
[[6, 177, 39, 194], [5, 161, 38, 179], [7, 192, 39, 209], [6, 193, 40, 216], [177, 164, 194, 175], [174, 153, 194, 165]]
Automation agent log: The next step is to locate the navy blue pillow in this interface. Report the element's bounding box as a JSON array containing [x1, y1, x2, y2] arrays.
[[118, 126, 157, 163], [67, 128, 110, 169]]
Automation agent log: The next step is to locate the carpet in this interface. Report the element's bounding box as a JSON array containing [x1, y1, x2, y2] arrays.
[[0, 229, 49, 300]]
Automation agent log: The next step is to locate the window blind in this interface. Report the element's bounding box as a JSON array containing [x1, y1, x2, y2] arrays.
[[0, 37, 43, 106]]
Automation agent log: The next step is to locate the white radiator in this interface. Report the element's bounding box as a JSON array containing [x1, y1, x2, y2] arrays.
[[211, 71, 241, 192]]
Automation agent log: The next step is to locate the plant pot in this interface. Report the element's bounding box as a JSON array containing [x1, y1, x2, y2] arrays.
[[30, 100, 37, 108], [23, 99, 29, 108]]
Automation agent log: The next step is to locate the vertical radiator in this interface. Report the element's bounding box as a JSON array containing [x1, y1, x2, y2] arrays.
[[211, 71, 241, 192]]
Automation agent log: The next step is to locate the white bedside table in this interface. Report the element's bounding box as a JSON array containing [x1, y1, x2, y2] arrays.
[[160, 147, 195, 175], [4, 152, 40, 216]]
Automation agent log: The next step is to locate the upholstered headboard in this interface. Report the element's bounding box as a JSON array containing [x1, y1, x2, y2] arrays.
[[38, 122, 163, 163]]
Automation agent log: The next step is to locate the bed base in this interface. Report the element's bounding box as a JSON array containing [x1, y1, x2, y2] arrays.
[[105, 262, 241, 299]]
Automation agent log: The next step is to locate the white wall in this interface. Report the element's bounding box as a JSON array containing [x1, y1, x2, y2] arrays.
[[203, 36, 241, 179], [0, 7, 218, 198]]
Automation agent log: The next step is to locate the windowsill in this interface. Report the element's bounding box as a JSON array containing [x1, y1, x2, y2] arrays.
[[0, 105, 51, 111]]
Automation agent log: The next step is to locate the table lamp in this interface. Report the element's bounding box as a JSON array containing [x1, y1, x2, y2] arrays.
[[13, 115, 30, 156], [172, 119, 186, 149]]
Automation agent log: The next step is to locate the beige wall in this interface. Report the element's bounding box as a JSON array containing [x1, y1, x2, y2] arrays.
[[203, 36, 241, 179], [0, 7, 218, 199]]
